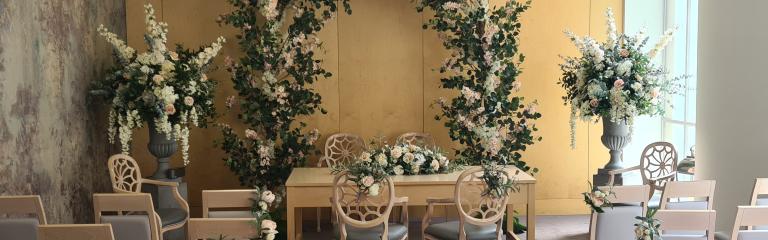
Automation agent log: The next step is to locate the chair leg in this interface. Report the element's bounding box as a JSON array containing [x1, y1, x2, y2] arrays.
[[316, 208, 322, 232]]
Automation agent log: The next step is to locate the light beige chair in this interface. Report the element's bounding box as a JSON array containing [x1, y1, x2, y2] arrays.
[[422, 168, 515, 240], [608, 142, 678, 200], [188, 218, 259, 240], [37, 224, 115, 240], [659, 180, 716, 211], [107, 154, 189, 237], [0, 195, 47, 240], [202, 189, 257, 218], [93, 193, 160, 240], [332, 171, 409, 240], [589, 185, 651, 240], [317, 133, 365, 232], [655, 210, 717, 240], [749, 178, 768, 230], [730, 206, 768, 240], [396, 132, 435, 147]]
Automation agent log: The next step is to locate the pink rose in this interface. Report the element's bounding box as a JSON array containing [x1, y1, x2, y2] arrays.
[[164, 104, 176, 115], [651, 88, 660, 98], [184, 96, 194, 106], [261, 190, 275, 204], [245, 129, 259, 139], [153, 75, 164, 85], [225, 96, 236, 108], [590, 99, 599, 107], [619, 49, 629, 57], [200, 74, 208, 82], [613, 79, 625, 88], [261, 219, 277, 230], [361, 176, 374, 187], [169, 51, 179, 61]]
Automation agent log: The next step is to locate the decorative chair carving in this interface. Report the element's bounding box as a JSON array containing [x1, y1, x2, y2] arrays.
[[731, 206, 768, 240], [589, 185, 650, 240], [107, 154, 189, 237], [188, 218, 259, 240], [608, 142, 678, 199], [93, 193, 160, 240], [422, 167, 514, 240], [656, 210, 717, 240], [0, 195, 47, 240], [396, 132, 435, 148], [332, 171, 409, 240], [202, 189, 258, 218], [37, 224, 115, 240], [319, 133, 366, 168]]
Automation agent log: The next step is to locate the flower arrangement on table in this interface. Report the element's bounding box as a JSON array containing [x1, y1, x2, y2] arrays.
[[582, 182, 614, 213], [559, 8, 683, 147], [634, 208, 661, 240], [92, 4, 225, 165]]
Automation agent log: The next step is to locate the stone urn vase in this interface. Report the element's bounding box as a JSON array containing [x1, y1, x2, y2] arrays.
[[148, 123, 177, 179], [600, 116, 631, 170]]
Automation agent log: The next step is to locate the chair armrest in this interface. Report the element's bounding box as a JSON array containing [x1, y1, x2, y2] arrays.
[[318, 156, 328, 167], [426, 198, 455, 205], [394, 197, 409, 224], [607, 165, 642, 186], [394, 197, 409, 204], [649, 171, 677, 182], [142, 179, 179, 187]]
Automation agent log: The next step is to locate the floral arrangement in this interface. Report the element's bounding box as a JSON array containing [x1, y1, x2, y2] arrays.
[[559, 8, 683, 147], [332, 158, 389, 197], [251, 187, 279, 240], [360, 143, 457, 176], [582, 182, 614, 213], [217, 0, 351, 195], [634, 208, 661, 240], [416, 0, 541, 175], [480, 162, 518, 198], [92, 4, 225, 165]]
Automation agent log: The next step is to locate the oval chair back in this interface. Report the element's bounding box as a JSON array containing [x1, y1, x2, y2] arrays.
[[321, 133, 365, 168], [455, 168, 510, 232], [396, 132, 435, 148], [108, 154, 143, 193], [640, 142, 678, 192], [332, 171, 396, 239]]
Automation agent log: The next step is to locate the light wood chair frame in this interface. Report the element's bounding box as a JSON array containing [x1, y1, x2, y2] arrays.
[[396, 132, 435, 148], [93, 193, 161, 240], [750, 178, 768, 206], [0, 195, 47, 224], [317, 133, 365, 232], [588, 185, 651, 240], [656, 210, 716, 240], [731, 206, 768, 239], [659, 180, 716, 210], [37, 224, 115, 240], [422, 168, 515, 240], [188, 218, 260, 240], [608, 142, 678, 198], [332, 171, 408, 240], [107, 154, 189, 234], [202, 189, 258, 218]]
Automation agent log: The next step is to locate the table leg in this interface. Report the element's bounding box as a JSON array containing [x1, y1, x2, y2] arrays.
[[506, 203, 514, 236], [296, 208, 304, 240], [527, 184, 536, 240], [288, 205, 296, 240]]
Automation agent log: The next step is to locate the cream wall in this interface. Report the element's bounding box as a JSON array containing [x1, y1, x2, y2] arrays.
[[125, 0, 622, 217]]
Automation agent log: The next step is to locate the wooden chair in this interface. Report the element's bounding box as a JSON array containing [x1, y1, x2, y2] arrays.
[[589, 185, 651, 240], [730, 206, 768, 240], [422, 168, 515, 240], [93, 193, 160, 240], [202, 189, 258, 218], [396, 132, 435, 147], [750, 178, 768, 206], [655, 210, 717, 240], [0, 195, 47, 240], [608, 142, 678, 200], [188, 218, 259, 240], [332, 171, 409, 240], [107, 154, 189, 237], [659, 180, 716, 211], [37, 224, 115, 240], [317, 133, 365, 232]]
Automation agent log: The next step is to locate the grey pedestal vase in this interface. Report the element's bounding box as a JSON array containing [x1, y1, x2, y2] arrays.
[[145, 123, 188, 240], [593, 117, 631, 187]]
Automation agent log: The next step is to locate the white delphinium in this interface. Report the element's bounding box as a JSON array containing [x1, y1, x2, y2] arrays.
[[180, 127, 190, 165], [191, 37, 226, 68], [605, 8, 618, 48], [648, 27, 676, 58], [98, 25, 135, 63]]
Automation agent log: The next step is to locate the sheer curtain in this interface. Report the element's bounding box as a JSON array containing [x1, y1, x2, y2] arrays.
[[622, 0, 698, 184]]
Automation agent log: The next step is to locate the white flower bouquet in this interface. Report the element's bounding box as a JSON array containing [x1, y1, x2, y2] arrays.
[[92, 4, 225, 165], [559, 8, 683, 147], [361, 143, 456, 176]]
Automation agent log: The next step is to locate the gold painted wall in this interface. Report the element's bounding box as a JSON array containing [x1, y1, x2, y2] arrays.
[[125, 0, 622, 217]]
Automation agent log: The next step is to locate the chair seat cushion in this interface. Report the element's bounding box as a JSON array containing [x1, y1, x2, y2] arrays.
[[335, 223, 408, 240], [595, 205, 643, 240], [0, 218, 39, 240], [101, 215, 152, 240], [156, 208, 187, 227], [738, 230, 768, 240], [207, 210, 253, 218], [424, 221, 499, 240], [660, 234, 707, 240]]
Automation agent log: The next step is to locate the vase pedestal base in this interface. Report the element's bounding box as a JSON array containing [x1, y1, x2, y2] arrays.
[[593, 168, 623, 187]]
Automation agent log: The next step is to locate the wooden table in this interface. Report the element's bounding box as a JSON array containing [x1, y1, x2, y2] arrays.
[[286, 166, 537, 240]]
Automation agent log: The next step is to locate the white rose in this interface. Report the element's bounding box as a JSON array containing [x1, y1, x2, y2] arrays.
[[393, 166, 404, 175], [411, 164, 420, 173], [430, 160, 440, 171], [376, 154, 388, 166], [183, 96, 194, 106], [152, 74, 164, 84], [259, 201, 268, 210], [261, 191, 276, 204], [360, 152, 372, 162], [361, 176, 374, 187], [403, 153, 415, 163], [261, 219, 277, 230], [367, 183, 380, 197], [391, 147, 403, 159]]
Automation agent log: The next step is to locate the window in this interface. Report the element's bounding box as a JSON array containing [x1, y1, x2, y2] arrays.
[[622, 0, 698, 183]]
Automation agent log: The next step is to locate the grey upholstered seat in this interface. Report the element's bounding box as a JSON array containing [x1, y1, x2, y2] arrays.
[[659, 234, 707, 240], [334, 223, 408, 240], [737, 230, 768, 240], [156, 208, 188, 227], [0, 218, 39, 240], [101, 215, 152, 240], [424, 221, 499, 240], [595, 205, 643, 240], [207, 210, 252, 218]]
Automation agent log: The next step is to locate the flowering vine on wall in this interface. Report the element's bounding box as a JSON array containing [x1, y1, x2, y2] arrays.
[[217, 0, 351, 196]]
